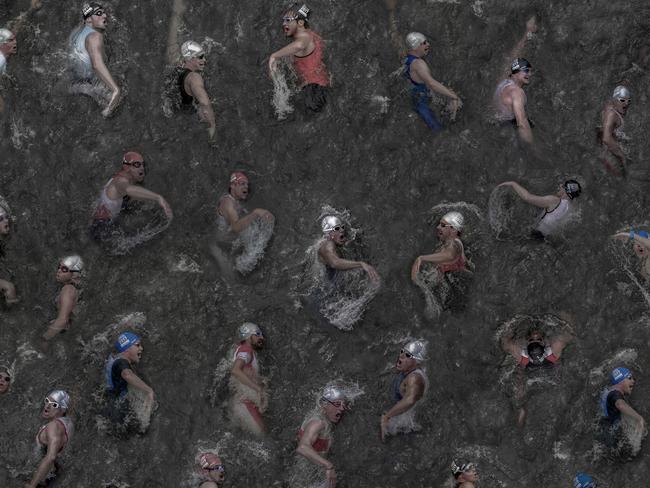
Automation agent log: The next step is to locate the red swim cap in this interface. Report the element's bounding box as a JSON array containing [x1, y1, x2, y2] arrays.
[[229, 171, 248, 184], [198, 453, 222, 469], [123, 151, 144, 164]]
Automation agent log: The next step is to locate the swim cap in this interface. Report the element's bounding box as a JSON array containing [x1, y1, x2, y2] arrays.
[[441, 211, 464, 232], [511, 58, 532, 74], [573, 473, 597, 488], [229, 171, 248, 184], [612, 85, 631, 100], [611, 367, 632, 385], [527, 342, 545, 364], [563, 179, 582, 199], [198, 452, 223, 469], [61, 255, 84, 273], [405, 32, 426, 50], [451, 460, 476, 476], [238, 322, 263, 342], [0, 28, 13, 44], [321, 385, 346, 403], [47, 390, 71, 411], [181, 41, 204, 60], [403, 340, 427, 362], [116, 331, 141, 352], [123, 151, 144, 164], [296, 4, 310, 20], [638, 230, 650, 239], [321, 216, 343, 233], [82, 2, 104, 19]]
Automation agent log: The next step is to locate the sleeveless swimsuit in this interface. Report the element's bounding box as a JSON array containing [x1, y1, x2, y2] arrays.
[[178, 68, 195, 106], [232, 342, 264, 427], [536, 199, 570, 236], [404, 54, 442, 132], [391, 368, 427, 401], [69, 25, 97, 81], [437, 239, 467, 273], [293, 31, 329, 87], [37, 416, 73, 454]]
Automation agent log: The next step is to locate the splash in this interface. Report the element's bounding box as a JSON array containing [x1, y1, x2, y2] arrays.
[[108, 217, 171, 256], [271, 64, 295, 120], [233, 216, 275, 274], [608, 233, 650, 309]]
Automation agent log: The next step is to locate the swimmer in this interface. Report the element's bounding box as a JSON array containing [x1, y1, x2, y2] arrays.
[[498, 179, 582, 239], [230, 322, 267, 436], [380, 341, 428, 441], [216, 172, 274, 237], [90, 151, 173, 249], [25, 390, 73, 488], [269, 4, 330, 112], [42, 255, 83, 341], [411, 211, 467, 281], [0, 366, 11, 394], [68, 3, 121, 117], [493, 17, 537, 143], [0, 28, 16, 113], [501, 326, 573, 426], [612, 228, 650, 280], [104, 332, 154, 424], [403, 32, 462, 132], [573, 473, 597, 488], [318, 216, 379, 282], [196, 453, 226, 487], [0, 203, 18, 305], [598, 367, 645, 449], [177, 41, 216, 140], [295, 385, 349, 488], [597, 86, 631, 176], [451, 460, 479, 488]]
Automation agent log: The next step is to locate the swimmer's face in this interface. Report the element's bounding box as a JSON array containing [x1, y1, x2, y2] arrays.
[[230, 179, 249, 200], [0, 215, 10, 235], [0, 372, 10, 394], [460, 467, 479, 482], [250, 332, 265, 349], [437, 219, 457, 240], [614, 96, 631, 115], [207, 465, 225, 485], [42, 396, 64, 419], [89, 10, 108, 30], [620, 376, 635, 395], [327, 226, 346, 245], [282, 13, 299, 37], [322, 398, 347, 423], [414, 39, 430, 57], [56, 263, 77, 283], [513, 68, 532, 85], [123, 160, 146, 183], [396, 349, 418, 371], [124, 342, 143, 364], [633, 242, 648, 259], [527, 330, 545, 345], [187, 54, 206, 72], [0, 33, 17, 55]]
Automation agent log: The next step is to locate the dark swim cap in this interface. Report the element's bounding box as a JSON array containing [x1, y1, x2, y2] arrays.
[[511, 58, 532, 74], [527, 342, 545, 364], [564, 179, 582, 199], [82, 2, 104, 19]]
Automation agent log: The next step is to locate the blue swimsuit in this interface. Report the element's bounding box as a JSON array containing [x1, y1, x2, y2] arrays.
[[404, 55, 443, 132]]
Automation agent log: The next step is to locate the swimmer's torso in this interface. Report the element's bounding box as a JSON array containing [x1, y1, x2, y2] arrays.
[[69, 25, 97, 80], [494, 79, 526, 122], [0, 52, 6, 76], [599, 105, 628, 144], [292, 31, 329, 87], [536, 199, 570, 236], [178, 68, 195, 106], [37, 416, 73, 454], [298, 413, 332, 454], [403, 55, 428, 93], [392, 368, 427, 402], [216, 194, 246, 235], [94, 173, 127, 221], [437, 239, 467, 273]]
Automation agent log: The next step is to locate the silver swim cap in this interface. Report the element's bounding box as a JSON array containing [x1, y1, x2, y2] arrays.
[[238, 322, 263, 341], [321, 385, 346, 403], [60, 255, 84, 273], [403, 340, 427, 362], [181, 41, 204, 60], [0, 28, 13, 44], [321, 216, 343, 234], [47, 390, 71, 411], [451, 460, 477, 476], [612, 85, 631, 100], [441, 211, 464, 232], [405, 32, 426, 50]]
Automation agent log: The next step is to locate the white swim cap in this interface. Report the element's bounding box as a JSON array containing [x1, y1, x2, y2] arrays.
[[321, 216, 343, 234], [47, 390, 71, 411], [441, 211, 464, 232], [405, 32, 426, 50], [61, 255, 84, 273], [403, 340, 427, 362], [0, 28, 13, 44], [612, 85, 631, 99], [181, 41, 204, 60], [321, 384, 346, 403], [238, 322, 263, 342]]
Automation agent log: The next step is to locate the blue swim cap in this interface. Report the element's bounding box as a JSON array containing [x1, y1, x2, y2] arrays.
[[116, 332, 141, 352], [610, 367, 632, 385], [573, 473, 596, 488], [638, 230, 649, 239]]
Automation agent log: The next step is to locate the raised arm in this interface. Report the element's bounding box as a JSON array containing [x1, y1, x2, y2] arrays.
[[498, 181, 560, 209], [319, 242, 379, 281], [186, 73, 216, 139], [268, 37, 309, 74], [165, 0, 186, 65], [549, 330, 574, 359], [500, 334, 521, 362], [502, 16, 537, 79], [86, 32, 121, 116], [117, 180, 173, 219]]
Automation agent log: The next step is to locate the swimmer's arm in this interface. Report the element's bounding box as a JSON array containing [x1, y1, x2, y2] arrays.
[[221, 200, 265, 233], [550, 332, 574, 359], [602, 111, 625, 162], [296, 419, 333, 469], [26, 423, 64, 488], [231, 358, 262, 392], [0, 278, 17, 303], [417, 241, 460, 265], [616, 399, 644, 426], [512, 90, 533, 143], [504, 16, 537, 78], [86, 33, 120, 95], [499, 182, 557, 209], [50, 285, 77, 329], [384, 376, 424, 419], [121, 368, 154, 399], [319, 244, 363, 270], [269, 38, 310, 72], [187, 73, 216, 131], [500, 335, 521, 361], [411, 60, 459, 101], [121, 183, 173, 218]]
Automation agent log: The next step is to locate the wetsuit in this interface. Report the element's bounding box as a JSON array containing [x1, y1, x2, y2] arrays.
[[534, 199, 570, 238], [293, 31, 329, 112], [104, 355, 132, 423], [231, 342, 264, 429], [404, 54, 442, 132], [69, 25, 97, 81], [90, 171, 129, 242], [178, 68, 195, 108]]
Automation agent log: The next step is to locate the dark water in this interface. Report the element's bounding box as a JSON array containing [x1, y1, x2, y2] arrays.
[[1, 0, 650, 486]]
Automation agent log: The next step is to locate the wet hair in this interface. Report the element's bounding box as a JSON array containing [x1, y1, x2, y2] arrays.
[[285, 3, 310, 28]]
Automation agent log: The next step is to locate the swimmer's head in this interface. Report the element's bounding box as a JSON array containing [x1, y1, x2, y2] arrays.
[[0, 28, 16, 55], [563, 179, 582, 200], [0, 204, 10, 235], [122, 151, 146, 182], [398, 340, 427, 369], [0, 366, 11, 394], [57, 255, 84, 283], [511, 58, 532, 84], [283, 3, 310, 35], [573, 473, 597, 488], [116, 331, 141, 352], [320, 384, 348, 423], [632, 230, 649, 258], [238, 322, 265, 348], [228, 171, 249, 199], [198, 453, 226, 485], [612, 85, 631, 114], [181, 41, 206, 71], [321, 216, 346, 243], [406, 32, 430, 55], [611, 367, 633, 385], [612, 85, 631, 100], [451, 460, 479, 481], [82, 3, 107, 29], [440, 211, 464, 233], [43, 390, 70, 416]]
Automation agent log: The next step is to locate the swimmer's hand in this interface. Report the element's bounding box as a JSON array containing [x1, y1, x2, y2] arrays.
[[360, 262, 380, 282], [258, 388, 268, 413], [158, 197, 173, 220], [611, 232, 629, 241], [268, 56, 278, 77], [30, 0, 43, 11], [380, 414, 390, 442], [254, 208, 275, 222], [102, 88, 122, 118], [411, 257, 422, 282], [207, 125, 216, 141], [447, 98, 462, 121], [325, 465, 337, 488], [526, 16, 537, 34]]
